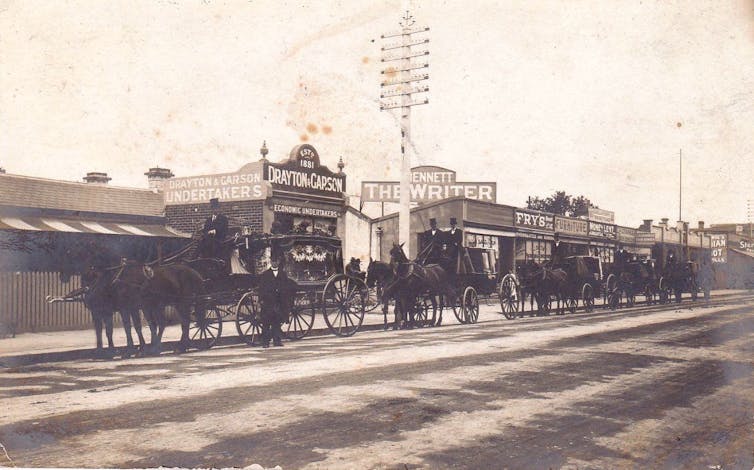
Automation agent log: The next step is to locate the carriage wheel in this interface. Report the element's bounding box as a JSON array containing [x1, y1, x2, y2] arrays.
[[535, 292, 551, 316], [582, 284, 595, 313], [190, 306, 224, 350], [363, 287, 382, 313], [284, 292, 316, 340], [235, 292, 262, 346], [605, 274, 617, 300], [499, 274, 520, 320], [608, 288, 622, 310], [322, 274, 366, 337], [450, 292, 466, 324], [565, 296, 577, 314], [462, 286, 480, 324], [414, 295, 437, 327]]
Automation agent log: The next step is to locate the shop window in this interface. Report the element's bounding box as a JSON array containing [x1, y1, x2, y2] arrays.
[[273, 213, 337, 237]]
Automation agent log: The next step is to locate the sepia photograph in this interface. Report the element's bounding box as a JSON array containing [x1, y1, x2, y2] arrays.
[[0, 1, 753, 468]]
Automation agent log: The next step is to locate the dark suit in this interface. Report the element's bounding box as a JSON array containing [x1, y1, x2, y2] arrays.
[[257, 267, 296, 345], [551, 240, 567, 266], [444, 227, 463, 271], [421, 228, 445, 264], [199, 213, 228, 260]]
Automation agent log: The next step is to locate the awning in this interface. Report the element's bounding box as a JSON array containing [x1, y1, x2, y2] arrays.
[[464, 226, 516, 238], [0, 217, 190, 238]]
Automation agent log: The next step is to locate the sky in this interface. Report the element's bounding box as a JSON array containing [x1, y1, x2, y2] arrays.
[[1, 0, 753, 227]]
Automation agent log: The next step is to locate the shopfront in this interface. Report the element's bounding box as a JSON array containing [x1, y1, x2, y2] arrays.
[[554, 215, 590, 256], [588, 220, 617, 266], [514, 209, 555, 266]]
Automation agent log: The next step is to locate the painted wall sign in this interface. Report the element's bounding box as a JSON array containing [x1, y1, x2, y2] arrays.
[[617, 226, 636, 244], [264, 145, 345, 196], [711, 234, 727, 263], [635, 232, 656, 245], [728, 237, 754, 254], [164, 163, 267, 205], [587, 207, 615, 224], [554, 216, 588, 236], [588, 220, 617, 239], [514, 209, 554, 231], [272, 203, 340, 219], [361, 166, 496, 203]]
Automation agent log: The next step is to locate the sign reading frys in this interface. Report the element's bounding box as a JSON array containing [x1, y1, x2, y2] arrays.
[[588, 220, 616, 239], [164, 163, 267, 205], [264, 144, 346, 196], [515, 209, 554, 231], [587, 207, 615, 224], [272, 203, 340, 219], [711, 234, 727, 263], [554, 216, 587, 236], [360, 166, 496, 203]]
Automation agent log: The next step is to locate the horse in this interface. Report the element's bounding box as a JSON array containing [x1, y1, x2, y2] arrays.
[[386, 243, 456, 328], [366, 258, 400, 329], [111, 261, 206, 354], [57, 245, 147, 358], [521, 264, 569, 315]]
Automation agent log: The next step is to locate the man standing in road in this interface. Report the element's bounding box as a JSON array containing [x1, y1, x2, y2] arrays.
[[258, 253, 296, 348]]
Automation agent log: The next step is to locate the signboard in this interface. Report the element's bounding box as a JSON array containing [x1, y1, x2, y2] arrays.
[[728, 237, 754, 254], [587, 207, 615, 224], [360, 166, 496, 203], [272, 203, 340, 219], [711, 234, 727, 263], [636, 232, 656, 245], [514, 209, 554, 232], [554, 216, 588, 236], [617, 226, 636, 244], [264, 145, 346, 196], [164, 163, 267, 205], [588, 220, 617, 239]]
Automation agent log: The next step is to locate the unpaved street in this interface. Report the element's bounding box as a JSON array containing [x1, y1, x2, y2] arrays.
[[1, 297, 753, 469]]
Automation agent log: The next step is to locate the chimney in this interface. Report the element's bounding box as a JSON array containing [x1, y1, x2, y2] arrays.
[[640, 219, 653, 231], [145, 167, 174, 192], [698, 221, 705, 231], [83, 172, 111, 185], [659, 218, 669, 228], [676, 220, 686, 232]]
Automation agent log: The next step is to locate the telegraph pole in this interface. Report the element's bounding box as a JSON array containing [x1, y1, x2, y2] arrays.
[[380, 10, 429, 256], [679, 148, 682, 222]]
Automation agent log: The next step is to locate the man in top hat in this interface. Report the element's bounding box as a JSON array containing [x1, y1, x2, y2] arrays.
[[444, 217, 463, 268], [420, 218, 445, 264], [550, 232, 567, 267], [199, 198, 229, 261], [257, 253, 296, 348]]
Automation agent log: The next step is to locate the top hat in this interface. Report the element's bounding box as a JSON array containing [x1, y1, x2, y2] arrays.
[[209, 198, 220, 208], [429, 218, 437, 225], [449, 217, 458, 225]]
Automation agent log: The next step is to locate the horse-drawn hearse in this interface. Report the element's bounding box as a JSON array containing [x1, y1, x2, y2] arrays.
[[499, 255, 603, 317], [48, 230, 369, 356]]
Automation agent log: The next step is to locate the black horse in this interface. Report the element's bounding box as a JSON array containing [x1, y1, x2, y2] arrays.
[[57, 245, 147, 358], [366, 258, 400, 329], [111, 261, 206, 354], [386, 243, 456, 328], [519, 264, 570, 315]]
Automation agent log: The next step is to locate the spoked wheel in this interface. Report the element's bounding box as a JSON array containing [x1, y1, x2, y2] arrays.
[[535, 292, 552, 316], [322, 274, 366, 337], [284, 292, 316, 340], [363, 287, 382, 313], [451, 292, 465, 324], [413, 295, 437, 327], [605, 274, 617, 304], [582, 284, 595, 312], [499, 274, 520, 320], [462, 286, 480, 324], [608, 288, 622, 310], [235, 292, 262, 346], [190, 306, 224, 350], [564, 296, 577, 314]]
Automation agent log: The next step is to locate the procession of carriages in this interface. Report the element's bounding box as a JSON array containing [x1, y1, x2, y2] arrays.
[[48, 220, 714, 357]]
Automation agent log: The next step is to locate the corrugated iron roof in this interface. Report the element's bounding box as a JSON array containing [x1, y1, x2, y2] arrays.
[[0, 173, 164, 217]]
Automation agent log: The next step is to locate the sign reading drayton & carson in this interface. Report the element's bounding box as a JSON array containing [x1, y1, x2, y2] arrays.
[[360, 166, 496, 203], [264, 144, 346, 196], [164, 162, 267, 205]]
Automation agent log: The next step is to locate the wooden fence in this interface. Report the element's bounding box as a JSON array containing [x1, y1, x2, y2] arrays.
[[0, 271, 93, 333]]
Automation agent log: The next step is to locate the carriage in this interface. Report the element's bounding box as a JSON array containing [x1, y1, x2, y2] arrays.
[[604, 258, 659, 309], [499, 255, 603, 317], [656, 260, 699, 304], [188, 232, 369, 348]]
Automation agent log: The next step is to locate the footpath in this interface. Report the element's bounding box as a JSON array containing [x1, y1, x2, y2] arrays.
[[0, 290, 746, 368]]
